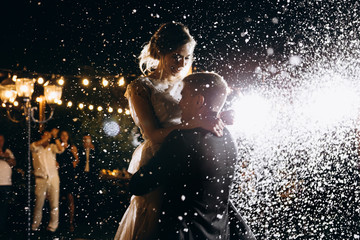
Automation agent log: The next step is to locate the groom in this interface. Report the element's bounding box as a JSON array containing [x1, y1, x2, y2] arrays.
[[129, 72, 255, 240]]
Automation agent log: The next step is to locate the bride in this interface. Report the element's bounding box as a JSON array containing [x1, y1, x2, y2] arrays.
[[114, 22, 224, 240]]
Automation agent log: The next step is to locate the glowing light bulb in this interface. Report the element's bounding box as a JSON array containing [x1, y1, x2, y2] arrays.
[[102, 78, 109, 87], [108, 107, 113, 113], [117, 108, 123, 113], [89, 105, 94, 110], [67, 101, 73, 107], [82, 79, 89, 86], [2, 87, 17, 103], [5, 91, 12, 99], [13, 101, 19, 107], [58, 78, 65, 86], [20, 85, 29, 93], [118, 77, 125, 86], [79, 103, 84, 109], [125, 109, 130, 115], [97, 106, 103, 111], [37, 77, 44, 84]]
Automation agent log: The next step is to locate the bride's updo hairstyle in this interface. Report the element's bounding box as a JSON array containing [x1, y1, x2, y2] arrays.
[[139, 22, 196, 74]]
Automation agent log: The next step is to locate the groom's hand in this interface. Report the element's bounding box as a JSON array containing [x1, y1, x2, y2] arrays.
[[124, 171, 133, 179], [121, 171, 133, 192], [123, 171, 132, 183], [185, 116, 224, 137]]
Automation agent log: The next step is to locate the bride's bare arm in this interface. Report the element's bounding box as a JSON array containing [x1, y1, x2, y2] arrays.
[[129, 91, 184, 144]]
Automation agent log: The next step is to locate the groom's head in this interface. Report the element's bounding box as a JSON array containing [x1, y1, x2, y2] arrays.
[[179, 72, 228, 122]]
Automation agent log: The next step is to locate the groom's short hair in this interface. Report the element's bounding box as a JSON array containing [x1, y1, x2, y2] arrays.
[[183, 72, 228, 112]]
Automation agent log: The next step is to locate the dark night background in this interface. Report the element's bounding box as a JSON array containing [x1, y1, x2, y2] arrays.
[[0, 0, 300, 81], [0, 0, 359, 239]]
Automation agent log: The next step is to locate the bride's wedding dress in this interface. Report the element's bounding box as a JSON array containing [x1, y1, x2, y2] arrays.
[[114, 77, 183, 240]]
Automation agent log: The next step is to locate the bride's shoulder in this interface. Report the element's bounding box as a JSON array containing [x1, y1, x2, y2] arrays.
[[125, 76, 153, 98], [131, 76, 155, 87]]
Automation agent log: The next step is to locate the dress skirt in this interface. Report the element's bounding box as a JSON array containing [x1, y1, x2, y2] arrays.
[[114, 140, 162, 240]]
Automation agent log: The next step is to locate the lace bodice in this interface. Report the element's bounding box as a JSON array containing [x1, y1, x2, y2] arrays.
[[125, 77, 183, 137]]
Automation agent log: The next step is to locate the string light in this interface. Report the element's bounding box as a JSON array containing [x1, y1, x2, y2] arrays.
[[102, 78, 109, 87], [118, 77, 125, 86], [57, 99, 62, 105], [62, 102, 130, 116], [58, 78, 65, 86], [66, 102, 130, 116], [82, 78, 89, 86], [2, 71, 133, 116]]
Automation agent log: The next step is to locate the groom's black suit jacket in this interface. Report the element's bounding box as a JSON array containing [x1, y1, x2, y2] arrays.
[[129, 127, 241, 240]]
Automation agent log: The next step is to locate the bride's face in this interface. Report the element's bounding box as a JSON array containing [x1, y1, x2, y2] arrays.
[[160, 42, 194, 80]]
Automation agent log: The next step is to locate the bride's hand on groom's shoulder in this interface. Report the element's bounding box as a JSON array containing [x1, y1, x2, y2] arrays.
[[209, 117, 225, 137], [185, 117, 224, 137]]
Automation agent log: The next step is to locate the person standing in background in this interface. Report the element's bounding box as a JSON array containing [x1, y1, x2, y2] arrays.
[[31, 128, 64, 235], [77, 133, 99, 188], [0, 134, 16, 239], [76, 133, 99, 225], [57, 130, 78, 232]]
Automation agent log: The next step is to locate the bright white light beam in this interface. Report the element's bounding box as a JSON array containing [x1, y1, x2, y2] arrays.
[[230, 93, 272, 135], [302, 83, 359, 128]]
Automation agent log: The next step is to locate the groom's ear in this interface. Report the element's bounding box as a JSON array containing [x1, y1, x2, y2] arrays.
[[195, 94, 205, 108]]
